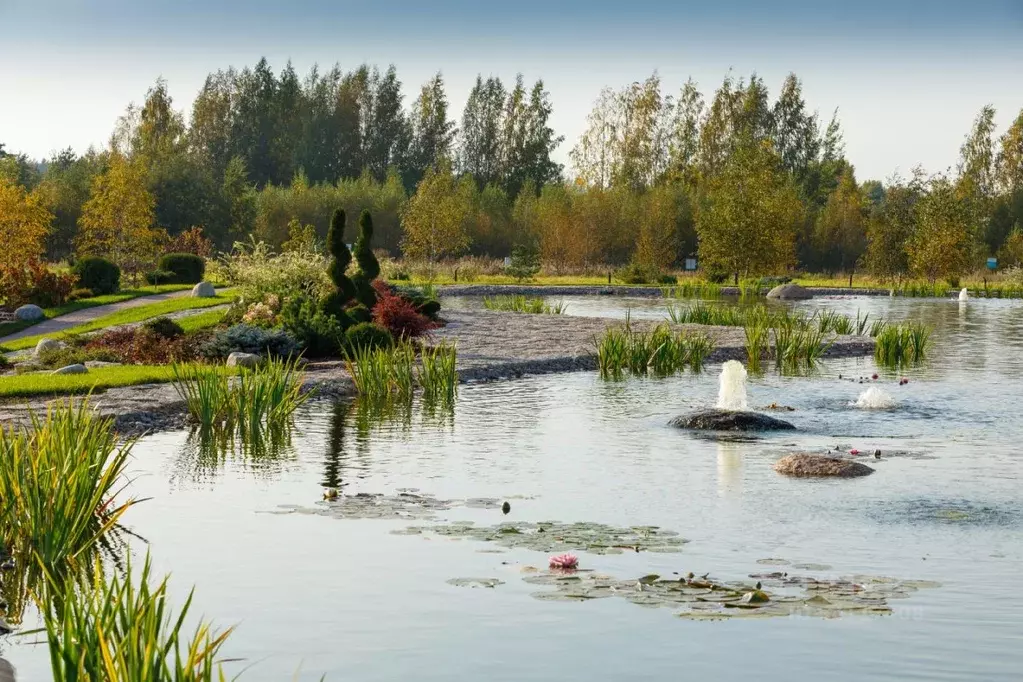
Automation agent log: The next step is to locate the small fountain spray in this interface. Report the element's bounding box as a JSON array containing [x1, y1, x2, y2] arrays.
[[716, 360, 748, 411], [670, 361, 795, 432], [959, 287, 969, 302], [853, 386, 897, 409]]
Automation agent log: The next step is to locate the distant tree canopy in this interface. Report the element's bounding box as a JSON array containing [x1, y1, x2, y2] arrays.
[[3, 60, 1022, 280]]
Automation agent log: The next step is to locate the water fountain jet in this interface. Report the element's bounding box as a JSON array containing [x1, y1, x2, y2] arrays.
[[670, 361, 796, 432], [959, 287, 969, 301]]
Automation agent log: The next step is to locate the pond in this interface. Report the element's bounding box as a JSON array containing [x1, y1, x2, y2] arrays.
[[5, 295, 1023, 681]]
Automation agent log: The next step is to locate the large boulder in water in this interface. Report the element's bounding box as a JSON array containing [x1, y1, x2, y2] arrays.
[[766, 283, 812, 300], [669, 409, 796, 432], [774, 454, 874, 478]]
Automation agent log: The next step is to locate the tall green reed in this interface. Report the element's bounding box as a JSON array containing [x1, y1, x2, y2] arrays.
[[418, 341, 458, 403], [43, 553, 235, 682]]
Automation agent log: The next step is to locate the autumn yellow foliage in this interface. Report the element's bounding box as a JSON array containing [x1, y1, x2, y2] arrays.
[[0, 176, 52, 272]]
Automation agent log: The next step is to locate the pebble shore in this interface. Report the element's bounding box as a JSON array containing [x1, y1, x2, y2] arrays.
[[0, 308, 875, 436]]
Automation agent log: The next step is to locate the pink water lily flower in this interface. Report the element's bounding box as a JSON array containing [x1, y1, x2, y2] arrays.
[[549, 553, 579, 570]]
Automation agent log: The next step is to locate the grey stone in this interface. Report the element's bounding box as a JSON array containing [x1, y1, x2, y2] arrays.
[[34, 338, 66, 357], [774, 453, 875, 478], [226, 352, 261, 369], [766, 283, 812, 300], [669, 409, 796, 431], [13, 304, 44, 322], [51, 364, 87, 375], [85, 360, 123, 369], [191, 281, 216, 298]]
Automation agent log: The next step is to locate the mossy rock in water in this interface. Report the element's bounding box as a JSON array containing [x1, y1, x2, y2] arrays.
[[774, 454, 874, 478], [670, 409, 795, 432]]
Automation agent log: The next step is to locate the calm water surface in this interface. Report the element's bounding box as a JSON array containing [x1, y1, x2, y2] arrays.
[[6, 296, 1023, 681]]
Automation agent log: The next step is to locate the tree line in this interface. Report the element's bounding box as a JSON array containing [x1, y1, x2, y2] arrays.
[[2, 60, 1022, 284]]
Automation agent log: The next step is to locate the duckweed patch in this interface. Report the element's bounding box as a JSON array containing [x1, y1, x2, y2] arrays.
[[396, 521, 688, 555]]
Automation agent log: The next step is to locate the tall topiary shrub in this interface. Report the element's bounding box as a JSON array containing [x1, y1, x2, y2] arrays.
[[352, 210, 380, 309], [158, 253, 205, 284], [320, 208, 357, 321]]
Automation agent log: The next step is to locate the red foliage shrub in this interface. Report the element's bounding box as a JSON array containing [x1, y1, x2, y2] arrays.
[[86, 327, 203, 364], [0, 260, 77, 308], [164, 227, 214, 258], [372, 293, 434, 339]]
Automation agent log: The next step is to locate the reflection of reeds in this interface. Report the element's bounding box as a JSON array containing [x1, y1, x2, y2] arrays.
[[43, 553, 234, 681], [180, 422, 295, 480]]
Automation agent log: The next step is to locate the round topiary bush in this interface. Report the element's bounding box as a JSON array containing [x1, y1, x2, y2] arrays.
[[142, 316, 185, 339], [73, 257, 120, 295], [347, 304, 372, 324], [158, 253, 206, 284], [145, 269, 175, 286], [345, 322, 393, 352]]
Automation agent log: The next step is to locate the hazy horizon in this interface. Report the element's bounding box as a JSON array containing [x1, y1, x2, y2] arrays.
[[3, 0, 1022, 182]]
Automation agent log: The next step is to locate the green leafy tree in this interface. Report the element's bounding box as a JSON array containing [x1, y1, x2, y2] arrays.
[[865, 172, 922, 283], [696, 137, 802, 280], [814, 168, 866, 273], [407, 73, 456, 186], [459, 75, 506, 186], [908, 174, 981, 283], [400, 160, 471, 261]]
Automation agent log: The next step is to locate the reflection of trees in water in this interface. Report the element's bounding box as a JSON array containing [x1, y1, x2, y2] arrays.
[[174, 423, 296, 482], [321, 396, 456, 489]]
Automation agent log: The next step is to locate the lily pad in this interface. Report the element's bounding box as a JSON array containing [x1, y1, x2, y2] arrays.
[[400, 521, 688, 556], [446, 577, 504, 589]]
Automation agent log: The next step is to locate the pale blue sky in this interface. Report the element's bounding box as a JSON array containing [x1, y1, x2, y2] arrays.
[[2, 0, 1022, 181]]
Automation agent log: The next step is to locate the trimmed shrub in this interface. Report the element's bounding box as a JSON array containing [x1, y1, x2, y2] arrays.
[[345, 322, 393, 352], [351, 210, 380, 309], [73, 257, 120, 295], [199, 324, 300, 360], [158, 253, 206, 284], [321, 208, 357, 318], [25, 263, 77, 307], [373, 294, 434, 339], [142, 316, 185, 339], [145, 269, 175, 286], [418, 299, 441, 319], [347, 304, 372, 324], [67, 288, 95, 302]]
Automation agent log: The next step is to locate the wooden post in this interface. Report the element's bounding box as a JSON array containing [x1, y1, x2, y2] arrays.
[[608, 272, 611, 285]]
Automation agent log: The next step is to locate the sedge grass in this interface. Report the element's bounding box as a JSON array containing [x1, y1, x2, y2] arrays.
[[0, 401, 135, 571], [172, 357, 308, 429], [43, 553, 235, 682], [594, 324, 715, 378], [345, 343, 416, 399], [418, 341, 458, 403], [744, 322, 769, 373], [874, 322, 931, 367], [482, 295, 565, 314]]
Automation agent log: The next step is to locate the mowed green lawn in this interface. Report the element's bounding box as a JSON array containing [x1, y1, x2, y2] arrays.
[[0, 363, 239, 399], [1, 291, 235, 352]]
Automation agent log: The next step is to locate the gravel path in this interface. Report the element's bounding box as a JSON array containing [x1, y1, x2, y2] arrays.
[[0, 309, 875, 436], [0, 289, 196, 344], [433, 309, 874, 381]]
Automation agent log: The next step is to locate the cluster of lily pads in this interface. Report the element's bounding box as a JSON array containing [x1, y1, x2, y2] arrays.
[[512, 563, 940, 620], [283, 488, 942, 622], [393, 521, 688, 555]]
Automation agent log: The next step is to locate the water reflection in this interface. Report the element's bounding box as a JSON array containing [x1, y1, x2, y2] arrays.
[[715, 441, 743, 498], [175, 423, 296, 481]]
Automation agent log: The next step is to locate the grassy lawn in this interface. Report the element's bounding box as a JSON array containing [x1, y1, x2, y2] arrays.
[[176, 308, 230, 333], [0, 284, 193, 338], [0, 364, 238, 399], [1, 291, 235, 352]]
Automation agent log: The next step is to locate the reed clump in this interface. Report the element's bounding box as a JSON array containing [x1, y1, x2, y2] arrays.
[[874, 322, 931, 366], [346, 341, 458, 401], [482, 295, 565, 314], [594, 322, 716, 379], [172, 356, 308, 429]]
